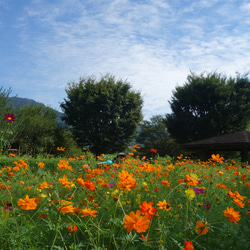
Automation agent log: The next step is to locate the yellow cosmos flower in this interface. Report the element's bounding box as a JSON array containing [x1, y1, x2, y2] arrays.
[[185, 188, 195, 201]]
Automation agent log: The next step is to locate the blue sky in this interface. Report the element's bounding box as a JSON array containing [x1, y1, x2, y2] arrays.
[[1, 0, 250, 120]]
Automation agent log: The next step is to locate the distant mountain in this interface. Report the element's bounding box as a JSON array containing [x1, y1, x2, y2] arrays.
[[9, 96, 65, 126], [9, 97, 39, 107]]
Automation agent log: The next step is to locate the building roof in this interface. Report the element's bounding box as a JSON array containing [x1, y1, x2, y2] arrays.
[[182, 131, 250, 150]]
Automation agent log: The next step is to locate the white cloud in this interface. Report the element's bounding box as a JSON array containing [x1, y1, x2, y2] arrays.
[[240, 2, 250, 11], [1, 0, 250, 120]]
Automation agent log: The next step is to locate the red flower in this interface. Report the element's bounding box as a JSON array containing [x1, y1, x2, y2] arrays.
[[183, 240, 194, 250], [149, 148, 157, 153], [67, 224, 78, 232], [5, 113, 16, 122]]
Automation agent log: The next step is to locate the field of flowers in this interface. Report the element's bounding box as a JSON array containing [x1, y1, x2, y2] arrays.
[[0, 147, 249, 249]]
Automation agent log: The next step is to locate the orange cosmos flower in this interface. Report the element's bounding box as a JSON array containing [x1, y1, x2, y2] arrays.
[[81, 208, 98, 218], [57, 147, 65, 151], [156, 199, 172, 211], [84, 180, 96, 191], [161, 180, 170, 188], [139, 201, 157, 219], [232, 198, 245, 208], [183, 240, 194, 250], [184, 174, 199, 186], [77, 177, 96, 191], [6, 166, 12, 172], [124, 210, 150, 233], [61, 205, 75, 214], [177, 177, 184, 184], [245, 183, 250, 189], [177, 154, 183, 160], [35, 197, 41, 204], [8, 172, 14, 177], [227, 190, 244, 201], [60, 200, 72, 206], [13, 166, 20, 172], [247, 199, 250, 206], [57, 159, 73, 172], [76, 177, 85, 186], [223, 207, 240, 223], [215, 183, 227, 190], [96, 155, 104, 160], [38, 162, 45, 169], [195, 220, 209, 235], [117, 170, 137, 192], [18, 195, 37, 210], [73, 206, 82, 215], [210, 154, 224, 163], [59, 175, 72, 188], [149, 148, 157, 153], [38, 181, 50, 189], [14, 159, 28, 169]]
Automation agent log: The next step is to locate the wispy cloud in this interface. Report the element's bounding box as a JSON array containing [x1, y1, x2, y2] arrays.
[[0, 0, 249, 119]]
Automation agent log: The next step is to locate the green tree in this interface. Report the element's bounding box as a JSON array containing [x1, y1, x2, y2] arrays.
[[135, 115, 180, 158], [53, 126, 84, 156], [227, 73, 250, 132], [60, 74, 143, 155], [166, 71, 250, 143], [0, 87, 19, 154], [15, 104, 58, 155]]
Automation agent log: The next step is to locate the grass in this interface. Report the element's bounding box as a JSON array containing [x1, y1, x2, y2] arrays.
[[0, 151, 249, 249]]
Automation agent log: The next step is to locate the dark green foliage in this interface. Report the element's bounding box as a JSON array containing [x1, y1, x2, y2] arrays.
[[53, 126, 83, 156], [0, 87, 19, 150], [9, 96, 64, 126], [0, 87, 13, 114], [1, 94, 81, 156], [60, 74, 143, 155], [166, 71, 250, 143], [227, 73, 250, 132], [15, 104, 58, 155], [135, 115, 181, 158]]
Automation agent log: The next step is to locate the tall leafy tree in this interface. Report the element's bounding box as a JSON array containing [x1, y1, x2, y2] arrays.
[[135, 115, 180, 157], [0, 87, 12, 114], [0, 87, 19, 153], [166, 71, 250, 143], [60, 74, 143, 155], [227, 73, 250, 132], [15, 104, 58, 154]]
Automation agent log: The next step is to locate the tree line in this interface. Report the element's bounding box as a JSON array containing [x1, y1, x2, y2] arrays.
[[1, 71, 250, 158]]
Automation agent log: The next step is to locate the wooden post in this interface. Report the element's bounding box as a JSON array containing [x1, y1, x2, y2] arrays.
[[240, 148, 248, 163]]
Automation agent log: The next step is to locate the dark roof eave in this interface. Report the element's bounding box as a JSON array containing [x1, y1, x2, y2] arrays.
[[182, 143, 250, 150]]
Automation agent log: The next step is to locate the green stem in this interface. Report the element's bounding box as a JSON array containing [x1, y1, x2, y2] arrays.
[[184, 201, 189, 237]]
